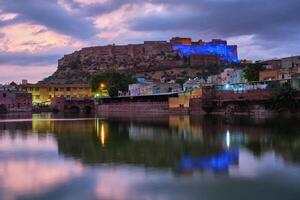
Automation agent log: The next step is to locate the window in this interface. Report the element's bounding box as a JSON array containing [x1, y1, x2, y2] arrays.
[[2, 93, 6, 98], [67, 87, 71, 91], [35, 88, 39, 91], [35, 95, 40, 100]]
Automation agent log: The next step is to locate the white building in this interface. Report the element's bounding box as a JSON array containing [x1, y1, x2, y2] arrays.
[[221, 68, 235, 84], [183, 77, 206, 91], [129, 81, 181, 96], [207, 75, 221, 85]]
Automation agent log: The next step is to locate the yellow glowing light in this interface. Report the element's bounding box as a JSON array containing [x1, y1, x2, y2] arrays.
[[100, 123, 105, 146], [96, 119, 106, 146], [99, 83, 106, 90]]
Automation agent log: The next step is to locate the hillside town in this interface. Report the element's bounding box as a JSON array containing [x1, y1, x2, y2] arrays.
[[1, 37, 300, 115], [2, 1, 300, 199]]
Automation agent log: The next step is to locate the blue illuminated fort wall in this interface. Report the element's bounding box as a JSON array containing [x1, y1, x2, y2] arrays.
[[173, 43, 238, 63]]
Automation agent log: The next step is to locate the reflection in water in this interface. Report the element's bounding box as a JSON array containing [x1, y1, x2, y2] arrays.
[[177, 149, 239, 173], [95, 118, 106, 146], [0, 114, 300, 199]]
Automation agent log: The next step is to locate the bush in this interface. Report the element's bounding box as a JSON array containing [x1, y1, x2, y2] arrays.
[[269, 87, 298, 112], [0, 104, 7, 114]]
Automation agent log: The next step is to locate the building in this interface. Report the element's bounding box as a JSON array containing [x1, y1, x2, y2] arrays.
[[281, 56, 300, 68], [183, 77, 206, 91], [229, 69, 246, 84], [240, 59, 253, 65], [129, 82, 154, 96], [220, 68, 235, 84], [260, 59, 281, 69], [207, 74, 222, 85], [129, 81, 181, 96], [21, 83, 93, 105], [259, 67, 300, 81], [0, 83, 32, 112], [260, 56, 300, 69], [259, 69, 279, 81], [207, 68, 245, 85], [291, 74, 300, 90]]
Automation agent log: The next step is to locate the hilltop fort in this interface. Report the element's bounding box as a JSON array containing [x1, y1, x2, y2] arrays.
[[41, 37, 238, 84]]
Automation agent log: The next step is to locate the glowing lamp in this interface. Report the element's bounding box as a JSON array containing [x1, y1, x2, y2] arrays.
[[225, 84, 230, 90], [99, 83, 106, 90]]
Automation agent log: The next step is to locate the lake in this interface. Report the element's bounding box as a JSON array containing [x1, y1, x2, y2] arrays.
[[0, 113, 300, 200]]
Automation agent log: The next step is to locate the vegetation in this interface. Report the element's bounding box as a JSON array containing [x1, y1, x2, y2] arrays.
[[90, 69, 136, 97], [176, 77, 189, 86], [269, 86, 298, 112], [0, 104, 7, 114], [243, 63, 265, 82]]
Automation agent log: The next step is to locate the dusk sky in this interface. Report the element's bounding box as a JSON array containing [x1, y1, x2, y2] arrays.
[[0, 0, 299, 83]]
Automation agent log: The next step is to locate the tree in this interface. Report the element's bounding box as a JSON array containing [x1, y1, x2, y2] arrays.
[[90, 69, 136, 97], [269, 86, 298, 112], [243, 63, 265, 82]]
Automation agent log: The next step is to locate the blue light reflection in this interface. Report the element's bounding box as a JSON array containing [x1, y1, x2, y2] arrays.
[[177, 149, 239, 172]]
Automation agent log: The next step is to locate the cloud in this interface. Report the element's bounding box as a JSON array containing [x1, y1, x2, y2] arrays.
[[0, 64, 56, 84], [0, 51, 60, 66], [124, 0, 300, 59], [0, 0, 98, 39], [130, 0, 300, 38]]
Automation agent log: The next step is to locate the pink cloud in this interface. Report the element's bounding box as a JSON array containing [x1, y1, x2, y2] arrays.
[[0, 160, 83, 199], [0, 65, 56, 84]]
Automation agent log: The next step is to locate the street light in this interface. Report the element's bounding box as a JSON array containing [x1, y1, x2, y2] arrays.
[[99, 83, 106, 90], [95, 83, 106, 98]]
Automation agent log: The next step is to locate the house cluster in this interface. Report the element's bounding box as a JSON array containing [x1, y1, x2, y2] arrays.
[[259, 55, 300, 81], [128, 78, 181, 96], [0, 82, 32, 113], [207, 68, 246, 85], [128, 67, 246, 97]]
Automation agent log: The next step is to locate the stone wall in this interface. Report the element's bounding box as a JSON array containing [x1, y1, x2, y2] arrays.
[[214, 89, 274, 101], [97, 102, 170, 113], [97, 97, 205, 115]]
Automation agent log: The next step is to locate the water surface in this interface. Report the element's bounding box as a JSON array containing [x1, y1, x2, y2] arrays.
[[0, 113, 300, 200]]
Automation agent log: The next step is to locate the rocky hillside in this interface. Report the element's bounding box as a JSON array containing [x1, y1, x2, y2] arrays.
[[40, 38, 232, 84]]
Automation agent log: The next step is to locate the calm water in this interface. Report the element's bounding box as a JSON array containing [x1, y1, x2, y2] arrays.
[[0, 113, 300, 200]]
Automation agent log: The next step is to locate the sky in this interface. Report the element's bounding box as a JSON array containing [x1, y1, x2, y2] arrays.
[[0, 0, 299, 83]]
